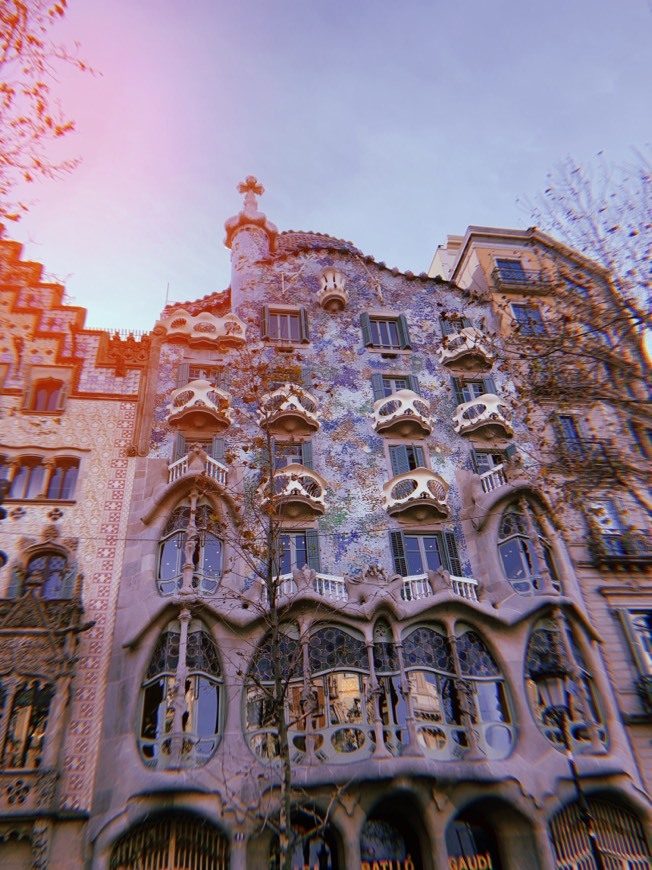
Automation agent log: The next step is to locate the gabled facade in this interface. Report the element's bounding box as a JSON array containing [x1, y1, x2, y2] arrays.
[[0, 190, 650, 869]]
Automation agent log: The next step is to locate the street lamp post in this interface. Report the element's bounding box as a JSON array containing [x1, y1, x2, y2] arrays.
[[530, 661, 606, 870]]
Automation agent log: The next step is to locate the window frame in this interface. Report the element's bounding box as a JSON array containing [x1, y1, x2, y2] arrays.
[[261, 305, 310, 345], [617, 609, 652, 676], [360, 312, 411, 352], [495, 257, 527, 283], [371, 372, 420, 401], [388, 442, 428, 477], [510, 303, 547, 337], [390, 530, 462, 577], [276, 529, 321, 574]]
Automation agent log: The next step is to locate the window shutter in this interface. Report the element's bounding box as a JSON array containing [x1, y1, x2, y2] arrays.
[[389, 445, 410, 476], [173, 433, 186, 462], [261, 305, 271, 340], [471, 450, 492, 474], [301, 366, 314, 388], [176, 363, 190, 387], [60, 566, 76, 599], [462, 317, 473, 329], [397, 314, 411, 349], [504, 444, 517, 460], [443, 532, 463, 576], [439, 315, 455, 337], [301, 440, 313, 470], [407, 374, 421, 395], [414, 446, 425, 468], [371, 373, 385, 401], [211, 437, 225, 464], [451, 377, 465, 405], [299, 307, 310, 343], [483, 376, 497, 395], [305, 529, 321, 572], [6, 564, 23, 598], [360, 312, 373, 347], [389, 531, 408, 577]]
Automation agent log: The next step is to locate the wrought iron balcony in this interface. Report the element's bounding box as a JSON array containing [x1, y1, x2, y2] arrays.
[[260, 463, 327, 520], [437, 326, 494, 372], [372, 389, 431, 438], [167, 451, 228, 487], [452, 394, 513, 439], [258, 384, 320, 436], [588, 528, 652, 568], [166, 379, 233, 432], [491, 266, 549, 293], [383, 468, 449, 522], [158, 309, 247, 347], [317, 269, 348, 312]]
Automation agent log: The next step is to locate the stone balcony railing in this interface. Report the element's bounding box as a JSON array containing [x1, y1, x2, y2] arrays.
[[317, 269, 348, 312], [479, 463, 507, 493], [260, 463, 327, 520], [437, 326, 494, 372], [157, 309, 247, 347], [258, 384, 320, 436], [452, 393, 513, 439], [383, 468, 449, 522], [372, 389, 431, 438], [401, 573, 479, 603], [0, 769, 58, 814], [275, 572, 349, 603], [166, 379, 233, 432], [168, 451, 228, 487]]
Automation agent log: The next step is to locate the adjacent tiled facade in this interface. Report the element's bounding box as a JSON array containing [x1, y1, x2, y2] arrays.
[[0, 184, 650, 869]]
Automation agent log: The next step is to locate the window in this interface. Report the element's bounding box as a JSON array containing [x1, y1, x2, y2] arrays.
[[556, 414, 584, 455], [390, 531, 462, 577], [172, 434, 225, 464], [511, 304, 546, 336], [8, 457, 45, 500], [371, 373, 420, 400], [388, 444, 426, 477], [618, 610, 652, 674], [2, 455, 80, 501], [451, 376, 497, 405], [45, 458, 79, 500], [360, 313, 411, 351], [471, 447, 513, 475], [495, 258, 527, 282], [273, 440, 313, 470], [139, 619, 222, 768], [26, 378, 66, 412], [261, 306, 309, 344], [157, 502, 223, 596], [497, 505, 561, 594], [110, 814, 229, 870], [277, 530, 321, 574], [439, 314, 473, 336], [0, 679, 54, 769], [7, 549, 76, 599]]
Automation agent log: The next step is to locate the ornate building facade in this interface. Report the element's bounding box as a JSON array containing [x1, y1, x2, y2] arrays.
[[0, 181, 650, 869]]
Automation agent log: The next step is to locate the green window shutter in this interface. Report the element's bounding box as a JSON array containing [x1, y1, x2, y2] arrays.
[[301, 366, 314, 387], [471, 449, 491, 474], [407, 374, 421, 395], [60, 566, 76, 599], [451, 377, 465, 405], [305, 529, 321, 572], [397, 314, 411, 349], [211, 437, 225, 464], [389, 445, 410, 476], [443, 532, 463, 576], [261, 305, 271, 340], [462, 317, 473, 329], [360, 312, 373, 347], [483, 376, 497, 395], [301, 440, 313, 470], [389, 531, 408, 577], [439, 316, 455, 336], [299, 307, 310, 343], [176, 363, 190, 387], [414, 446, 425, 468], [173, 433, 186, 461], [6, 564, 23, 598], [504, 444, 517, 460], [371, 373, 385, 401]]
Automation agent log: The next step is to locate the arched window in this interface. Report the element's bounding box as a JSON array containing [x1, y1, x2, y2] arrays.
[[525, 618, 606, 753], [498, 505, 561, 594], [157, 501, 222, 595], [9, 457, 45, 500], [8, 551, 75, 599], [46, 458, 79, 500], [139, 618, 222, 768], [0, 679, 54, 769], [110, 813, 229, 870], [29, 378, 65, 412], [403, 623, 513, 759]]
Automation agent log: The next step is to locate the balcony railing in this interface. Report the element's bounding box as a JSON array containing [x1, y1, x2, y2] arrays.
[[452, 393, 513, 439], [437, 326, 494, 372], [166, 379, 233, 432], [258, 384, 320, 436], [479, 464, 507, 493], [373, 389, 431, 438], [401, 573, 479, 602], [491, 266, 549, 293], [260, 463, 327, 520], [589, 529, 652, 567], [383, 468, 449, 522], [168, 452, 228, 486], [275, 572, 349, 603]]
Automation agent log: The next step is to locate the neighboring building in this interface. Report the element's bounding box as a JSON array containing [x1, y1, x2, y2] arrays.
[[0, 184, 650, 869]]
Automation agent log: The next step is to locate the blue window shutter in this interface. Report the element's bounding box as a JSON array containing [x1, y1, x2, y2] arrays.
[[397, 314, 411, 349], [451, 377, 465, 405], [389, 445, 410, 476], [504, 444, 517, 460], [389, 531, 408, 576], [371, 373, 385, 401], [483, 376, 497, 395], [261, 305, 271, 340], [443, 532, 463, 576], [360, 313, 373, 347], [414, 446, 425, 468], [176, 363, 190, 387], [299, 307, 310, 343], [173, 433, 186, 461], [211, 437, 225, 464], [407, 374, 421, 395], [301, 440, 313, 470], [305, 529, 321, 572], [439, 316, 455, 336]]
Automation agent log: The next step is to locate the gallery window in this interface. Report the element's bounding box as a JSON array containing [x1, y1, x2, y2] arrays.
[[497, 505, 561, 594], [157, 502, 223, 596], [0, 679, 54, 769], [139, 618, 222, 768], [8, 457, 45, 500], [45, 458, 79, 500]]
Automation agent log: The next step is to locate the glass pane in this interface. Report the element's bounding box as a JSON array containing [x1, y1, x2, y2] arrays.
[[327, 672, 364, 725], [423, 536, 442, 572], [10, 466, 29, 498], [60, 464, 78, 499], [475, 682, 509, 723], [404, 536, 424, 575], [499, 539, 530, 579], [288, 314, 300, 342], [409, 670, 443, 722], [191, 676, 219, 739], [25, 465, 44, 499], [47, 467, 64, 498], [202, 534, 222, 580], [159, 535, 183, 582]]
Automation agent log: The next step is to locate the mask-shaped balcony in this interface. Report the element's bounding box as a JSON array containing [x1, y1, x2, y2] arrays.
[[167, 379, 233, 432], [258, 384, 320, 436], [260, 463, 327, 520], [373, 389, 432, 438], [437, 327, 494, 372], [158, 309, 247, 347], [383, 468, 449, 522], [317, 269, 348, 312], [452, 394, 513, 439]]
